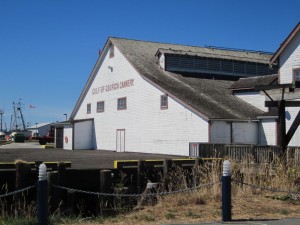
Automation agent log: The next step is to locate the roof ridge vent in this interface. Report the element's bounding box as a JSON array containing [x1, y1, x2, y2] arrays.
[[204, 45, 273, 55]]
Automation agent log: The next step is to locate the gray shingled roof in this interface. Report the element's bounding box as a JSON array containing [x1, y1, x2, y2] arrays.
[[229, 74, 278, 90], [111, 37, 270, 120]]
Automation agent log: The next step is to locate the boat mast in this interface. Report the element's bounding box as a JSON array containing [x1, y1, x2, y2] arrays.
[[18, 103, 26, 130], [0, 109, 3, 132], [12, 101, 26, 131], [12, 102, 17, 130]]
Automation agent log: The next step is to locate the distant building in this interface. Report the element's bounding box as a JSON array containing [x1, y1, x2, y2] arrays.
[[28, 122, 53, 137]]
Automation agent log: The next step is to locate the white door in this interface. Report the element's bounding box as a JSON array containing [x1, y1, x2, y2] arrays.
[[116, 129, 125, 152]]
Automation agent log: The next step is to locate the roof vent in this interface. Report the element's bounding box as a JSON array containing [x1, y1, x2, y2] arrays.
[[165, 54, 277, 78]]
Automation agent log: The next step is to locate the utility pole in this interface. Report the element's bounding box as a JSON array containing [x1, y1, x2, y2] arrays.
[[0, 109, 3, 132]]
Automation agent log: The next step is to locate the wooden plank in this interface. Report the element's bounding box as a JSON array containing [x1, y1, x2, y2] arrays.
[[286, 111, 300, 145], [0, 161, 71, 170], [255, 83, 293, 91], [278, 100, 287, 151], [265, 101, 300, 107], [114, 158, 222, 169]]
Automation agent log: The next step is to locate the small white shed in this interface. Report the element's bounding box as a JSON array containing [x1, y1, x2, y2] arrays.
[[54, 119, 95, 150]]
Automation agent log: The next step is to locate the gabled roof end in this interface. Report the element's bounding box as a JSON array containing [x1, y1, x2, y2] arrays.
[[270, 21, 300, 65]]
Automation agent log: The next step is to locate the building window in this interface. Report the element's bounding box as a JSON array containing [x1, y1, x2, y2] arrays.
[[87, 103, 91, 114], [109, 44, 114, 58], [161, 95, 168, 109], [117, 97, 127, 110], [294, 68, 300, 81], [97, 101, 104, 113]]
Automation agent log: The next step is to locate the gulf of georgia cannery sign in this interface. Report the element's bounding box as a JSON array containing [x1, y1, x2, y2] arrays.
[[92, 78, 134, 95]]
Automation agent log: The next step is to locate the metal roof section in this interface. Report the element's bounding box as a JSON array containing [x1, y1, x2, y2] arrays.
[[163, 54, 276, 78], [156, 47, 273, 64], [28, 122, 54, 129]]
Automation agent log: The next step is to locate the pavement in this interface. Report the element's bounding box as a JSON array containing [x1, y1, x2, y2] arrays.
[[166, 218, 300, 224], [0, 141, 43, 149], [201, 218, 300, 224], [0, 141, 184, 169]]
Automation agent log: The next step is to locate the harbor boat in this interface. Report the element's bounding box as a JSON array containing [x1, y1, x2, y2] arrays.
[[9, 101, 32, 139]]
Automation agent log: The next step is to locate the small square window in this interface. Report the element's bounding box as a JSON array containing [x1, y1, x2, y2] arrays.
[[87, 103, 91, 114], [117, 97, 127, 110], [294, 69, 300, 81], [97, 101, 104, 113], [161, 95, 168, 109]]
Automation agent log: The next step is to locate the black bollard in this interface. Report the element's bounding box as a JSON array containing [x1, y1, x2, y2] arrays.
[[222, 160, 231, 222], [37, 163, 48, 225]]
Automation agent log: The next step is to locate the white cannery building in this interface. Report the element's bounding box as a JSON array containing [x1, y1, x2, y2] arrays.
[[55, 35, 286, 155], [268, 21, 300, 147]]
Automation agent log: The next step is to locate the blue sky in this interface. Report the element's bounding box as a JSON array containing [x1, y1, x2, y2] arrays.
[[0, 0, 299, 130]]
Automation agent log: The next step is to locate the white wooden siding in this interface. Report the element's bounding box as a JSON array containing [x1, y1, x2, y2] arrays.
[[158, 54, 165, 69], [210, 121, 231, 143], [232, 122, 258, 144], [286, 103, 300, 146], [74, 45, 209, 156], [235, 91, 268, 112], [259, 119, 277, 145], [279, 31, 300, 84], [277, 30, 300, 146], [63, 124, 73, 150], [74, 120, 94, 150]]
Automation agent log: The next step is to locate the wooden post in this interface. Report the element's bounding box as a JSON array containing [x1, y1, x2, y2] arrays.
[[251, 145, 256, 164], [66, 190, 76, 216], [163, 159, 172, 191], [47, 171, 58, 213], [15, 161, 30, 191], [100, 170, 112, 194], [15, 161, 30, 215], [278, 100, 287, 153], [193, 158, 202, 187], [57, 163, 66, 187], [57, 162, 66, 209], [137, 160, 145, 194], [99, 170, 112, 214]]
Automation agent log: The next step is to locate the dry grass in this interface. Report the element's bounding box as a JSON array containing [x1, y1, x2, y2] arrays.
[[3, 156, 300, 225], [58, 193, 300, 225], [56, 157, 300, 225]]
